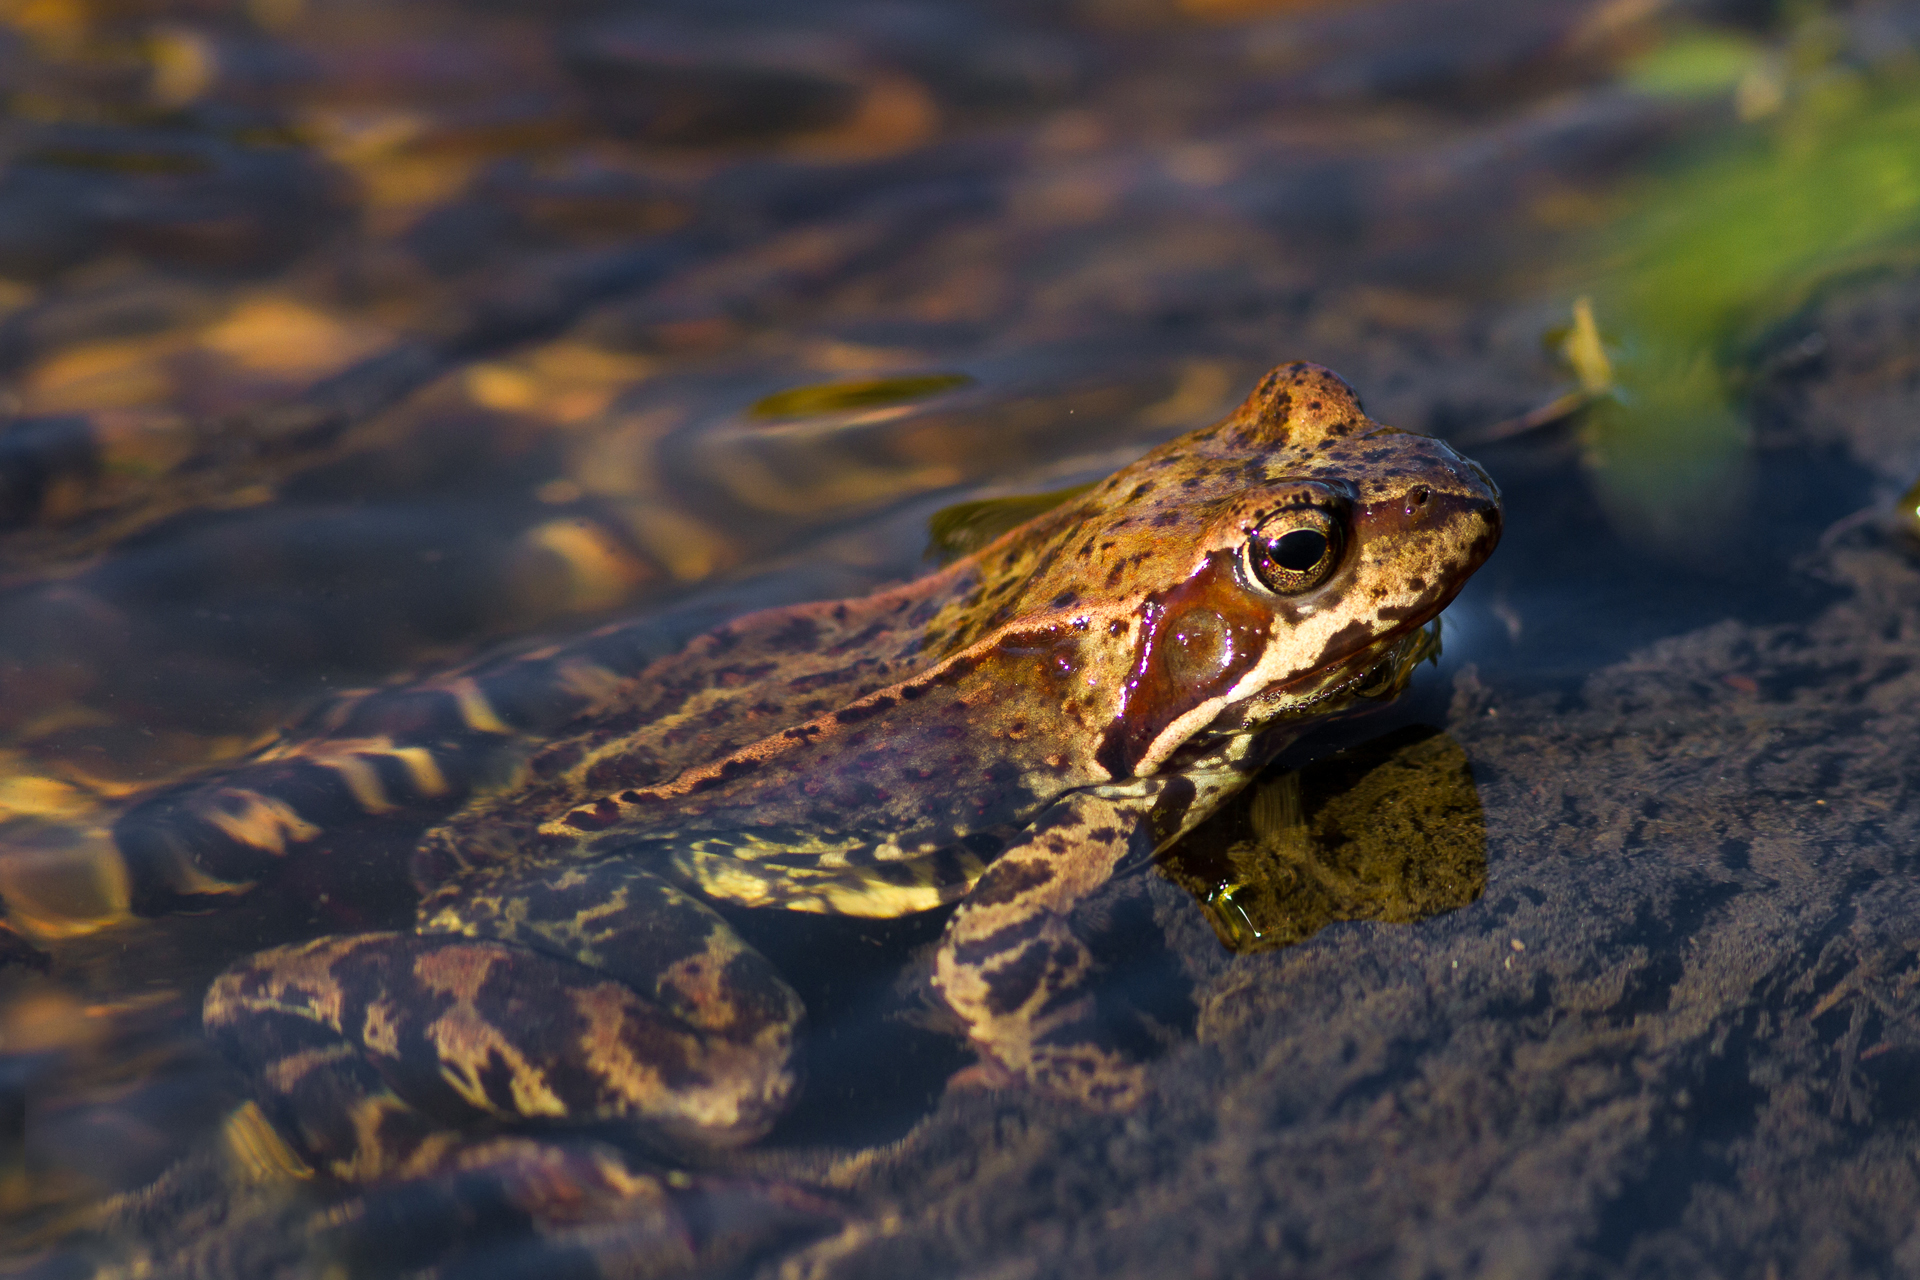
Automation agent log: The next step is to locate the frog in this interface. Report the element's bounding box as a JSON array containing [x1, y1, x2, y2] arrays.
[[109, 361, 1500, 1207]]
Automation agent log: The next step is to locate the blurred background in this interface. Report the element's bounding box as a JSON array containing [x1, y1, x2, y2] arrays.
[[2, 0, 1920, 1275]]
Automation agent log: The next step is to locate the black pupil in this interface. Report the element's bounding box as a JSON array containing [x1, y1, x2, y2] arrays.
[[1271, 529, 1327, 572]]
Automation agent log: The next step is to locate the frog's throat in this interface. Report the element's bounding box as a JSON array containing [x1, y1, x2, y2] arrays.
[[1264, 619, 1440, 718], [1152, 621, 1440, 773], [1124, 615, 1439, 779]]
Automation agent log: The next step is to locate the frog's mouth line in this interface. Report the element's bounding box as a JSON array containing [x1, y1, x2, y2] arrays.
[[1333, 618, 1444, 705], [1229, 618, 1444, 734]]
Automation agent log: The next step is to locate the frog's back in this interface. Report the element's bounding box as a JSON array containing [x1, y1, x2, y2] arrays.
[[421, 360, 1501, 903], [412, 567, 980, 885]]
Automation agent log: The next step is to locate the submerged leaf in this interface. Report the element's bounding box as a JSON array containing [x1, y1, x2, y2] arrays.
[[1623, 30, 1763, 99], [1561, 296, 1615, 397], [1582, 351, 1751, 559], [1576, 26, 1920, 554], [749, 373, 973, 420], [923, 483, 1095, 564]]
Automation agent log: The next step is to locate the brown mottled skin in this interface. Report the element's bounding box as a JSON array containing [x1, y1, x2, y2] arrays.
[[144, 363, 1500, 1195]]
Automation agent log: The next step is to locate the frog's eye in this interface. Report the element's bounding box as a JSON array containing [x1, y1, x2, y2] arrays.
[[1246, 507, 1344, 595]]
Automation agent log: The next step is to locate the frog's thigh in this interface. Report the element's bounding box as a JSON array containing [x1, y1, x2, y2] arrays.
[[203, 936, 457, 1182], [419, 860, 804, 1069], [206, 881, 800, 1180], [933, 786, 1172, 1110]]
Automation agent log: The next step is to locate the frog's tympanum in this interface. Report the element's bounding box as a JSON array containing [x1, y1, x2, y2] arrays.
[[114, 364, 1500, 1200]]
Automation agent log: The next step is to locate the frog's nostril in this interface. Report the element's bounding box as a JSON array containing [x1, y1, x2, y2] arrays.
[[1412, 487, 1430, 506]]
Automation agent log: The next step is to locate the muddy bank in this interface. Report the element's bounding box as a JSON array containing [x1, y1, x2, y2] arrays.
[[745, 276, 1920, 1280]]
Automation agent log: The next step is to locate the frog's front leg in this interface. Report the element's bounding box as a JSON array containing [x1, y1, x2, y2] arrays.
[[933, 772, 1232, 1109], [204, 861, 803, 1183]]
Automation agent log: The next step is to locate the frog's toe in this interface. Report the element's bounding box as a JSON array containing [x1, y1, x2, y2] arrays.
[[1023, 1042, 1148, 1111], [961, 1018, 1149, 1111]]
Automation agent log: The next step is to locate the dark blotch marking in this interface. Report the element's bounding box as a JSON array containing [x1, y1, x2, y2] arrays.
[[951, 913, 1047, 965], [967, 858, 1055, 907], [982, 942, 1052, 1016], [833, 695, 896, 724], [1312, 618, 1373, 669], [475, 1050, 530, 1116], [961, 831, 1005, 857], [1147, 776, 1198, 843], [565, 798, 621, 831], [764, 616, 820, 653]]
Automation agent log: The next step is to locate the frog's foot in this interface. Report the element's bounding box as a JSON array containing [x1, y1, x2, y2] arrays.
[[308, 1136, 840, 1280], [205, 868, 802, 1182], [939, 918, 1148, 1110], [934, 788, 1177, 1111]]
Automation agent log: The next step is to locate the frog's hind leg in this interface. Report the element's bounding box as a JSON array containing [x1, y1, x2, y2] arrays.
[[418, 858, 807, 1146], [934, 777, 1214, 1110], [110, 613, 681, 914], [203, 863, 803, 1183]]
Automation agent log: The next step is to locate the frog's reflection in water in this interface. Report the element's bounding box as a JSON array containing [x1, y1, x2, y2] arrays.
[[1158, 726, 1487, 955]]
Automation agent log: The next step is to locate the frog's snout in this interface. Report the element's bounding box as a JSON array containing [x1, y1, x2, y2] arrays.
[[1354, 481, 1502, 583], [1444, 490, 1503, 570]]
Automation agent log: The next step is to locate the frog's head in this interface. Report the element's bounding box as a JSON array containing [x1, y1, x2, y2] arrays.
[[937, 362, 1502, 781]]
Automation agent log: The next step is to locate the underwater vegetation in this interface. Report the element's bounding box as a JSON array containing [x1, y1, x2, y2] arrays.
[[1575, 4, 1920, 553]]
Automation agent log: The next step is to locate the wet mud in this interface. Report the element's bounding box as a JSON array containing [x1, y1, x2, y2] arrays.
[[728, 275, 1920, 1280]]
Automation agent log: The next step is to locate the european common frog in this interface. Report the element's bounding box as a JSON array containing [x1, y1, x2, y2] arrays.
[[117, 362, 1500, 1187]]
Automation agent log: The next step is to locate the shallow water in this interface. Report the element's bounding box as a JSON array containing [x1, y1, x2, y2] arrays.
[[3, 0, 1920, 1275]]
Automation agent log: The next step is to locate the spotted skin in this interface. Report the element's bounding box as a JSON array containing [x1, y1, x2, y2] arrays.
[[933, 771, 1231, 1106], [126, 364, 1498, 1214]]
